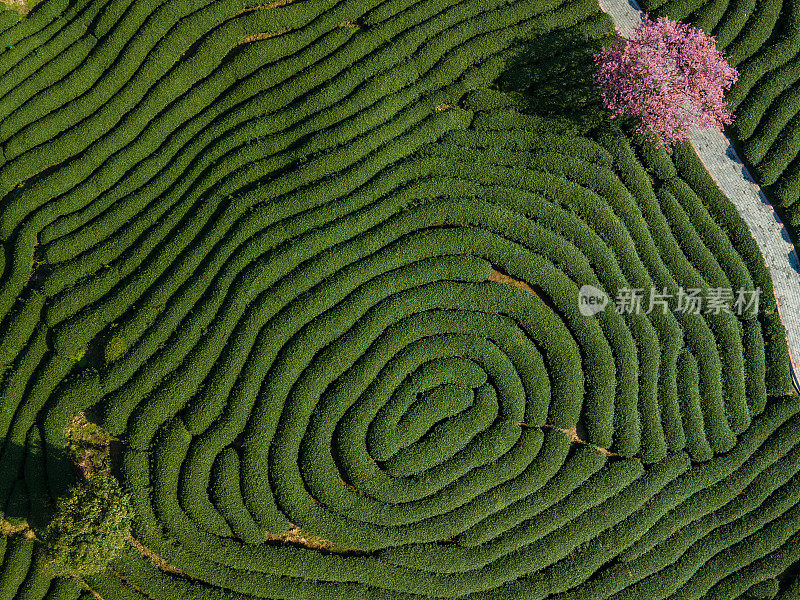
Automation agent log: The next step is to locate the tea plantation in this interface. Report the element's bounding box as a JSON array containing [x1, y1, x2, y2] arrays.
[[1, 0, 800, 599]]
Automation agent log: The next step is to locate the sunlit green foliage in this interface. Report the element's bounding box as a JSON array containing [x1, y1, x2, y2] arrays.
[[40, 475, 132, 579]]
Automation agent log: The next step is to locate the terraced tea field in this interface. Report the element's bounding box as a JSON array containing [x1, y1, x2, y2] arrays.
[[1, 0, 800, 599]]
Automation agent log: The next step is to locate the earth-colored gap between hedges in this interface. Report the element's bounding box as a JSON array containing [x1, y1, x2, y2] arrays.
[[0, 0, 30, 14], [540, 423, 628, 459], [126, 537, 185, 576], [488, 268, 538, 295], [0, 520, 35, 539], [239, 29, 293, 44], [264, 526, 364, 553], [237, 0, 299, 16], [81, 585, 105, 600], [109, 567, 161, 600]]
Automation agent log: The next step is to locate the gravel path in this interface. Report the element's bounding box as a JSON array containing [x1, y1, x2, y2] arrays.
[[598, 0, 800, 392]]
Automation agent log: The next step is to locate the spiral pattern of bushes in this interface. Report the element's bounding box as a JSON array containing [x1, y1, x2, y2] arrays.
[[0, 0, 799, 599]]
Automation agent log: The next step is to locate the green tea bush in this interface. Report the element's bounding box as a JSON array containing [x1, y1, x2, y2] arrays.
[[0, 537, 35, 599]]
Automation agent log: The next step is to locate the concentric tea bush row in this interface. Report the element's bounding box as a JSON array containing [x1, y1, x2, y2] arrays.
[[0, 0, 798, 598], [638, 0, 800, 223]]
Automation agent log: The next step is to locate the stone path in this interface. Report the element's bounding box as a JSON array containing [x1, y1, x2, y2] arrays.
[[597, 0, 800, 392]]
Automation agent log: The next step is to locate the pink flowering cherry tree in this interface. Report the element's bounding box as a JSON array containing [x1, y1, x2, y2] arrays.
[[593, 16, 739, 149]]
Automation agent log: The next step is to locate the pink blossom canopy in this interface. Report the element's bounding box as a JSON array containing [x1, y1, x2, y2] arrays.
[[593, 15, 739, 149]]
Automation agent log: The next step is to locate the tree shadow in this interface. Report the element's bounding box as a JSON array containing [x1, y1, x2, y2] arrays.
[[0, 409, 120, 538], [493, 25, 617, 133], [0, 437, 69, 535]]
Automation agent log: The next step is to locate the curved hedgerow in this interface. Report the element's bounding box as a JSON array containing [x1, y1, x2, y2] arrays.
[[0, 0, 799, 599]]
